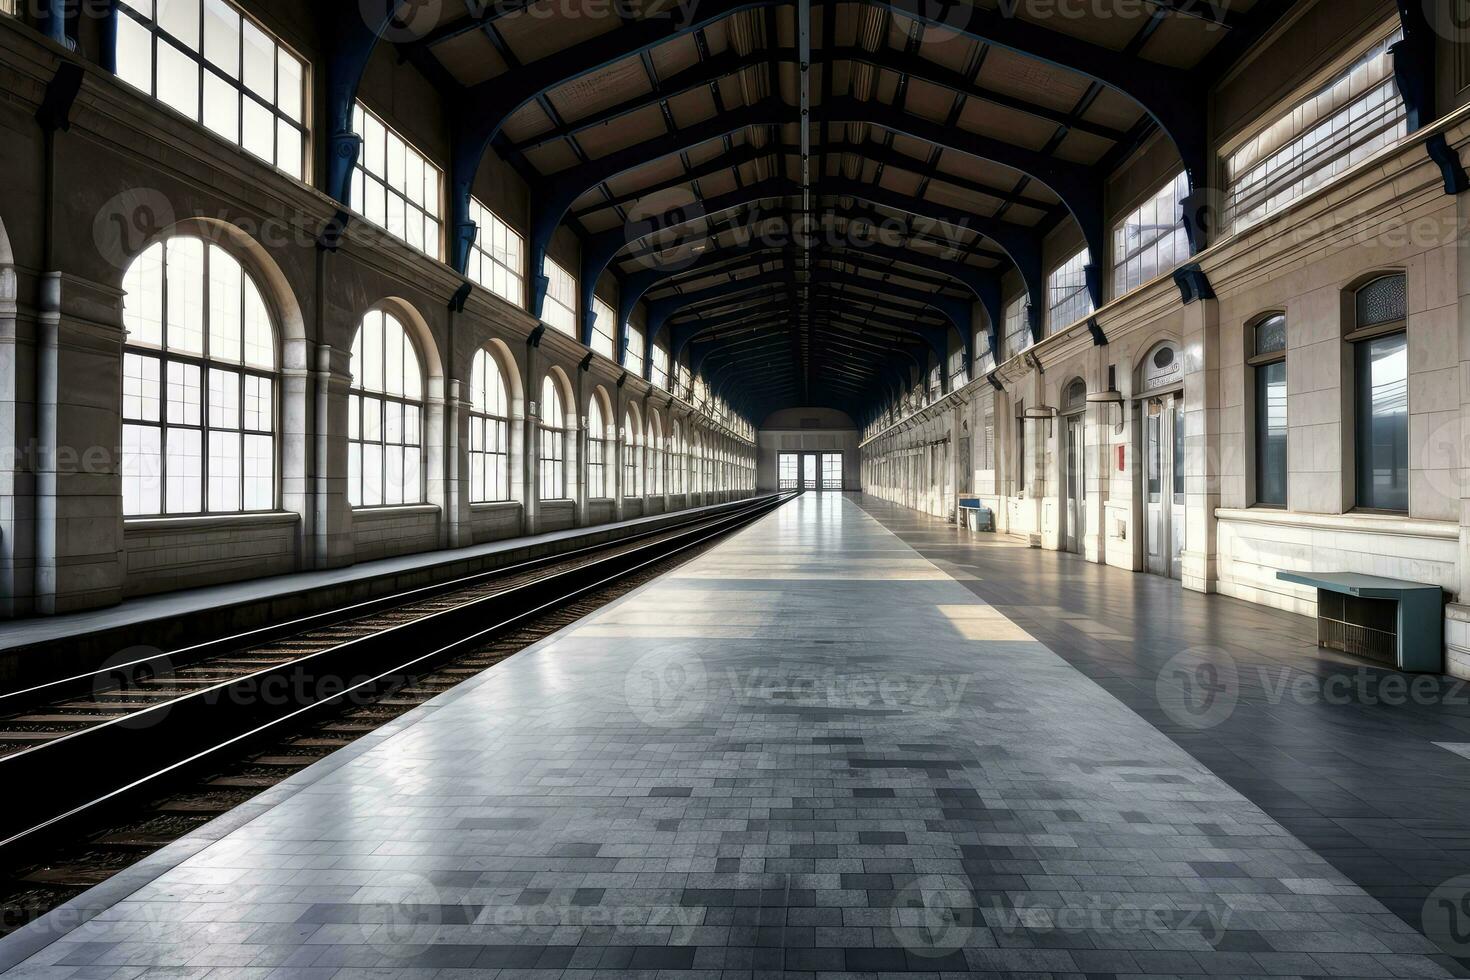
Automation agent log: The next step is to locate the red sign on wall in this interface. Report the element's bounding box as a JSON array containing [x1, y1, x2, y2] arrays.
[[1116, 446, 1126, 472]]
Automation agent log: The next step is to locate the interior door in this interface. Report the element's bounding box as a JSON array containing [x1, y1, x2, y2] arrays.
[[821, 453, 842, 491], [1170, 397, 1186, 580], [801, 453, 818, 490], [1142, 394, 1185, 578], [1064, 414, 1085, 554], [1143, 398, 1168, 576]]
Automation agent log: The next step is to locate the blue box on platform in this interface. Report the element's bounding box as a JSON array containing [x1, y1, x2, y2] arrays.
[[958, 499, 994, 532]]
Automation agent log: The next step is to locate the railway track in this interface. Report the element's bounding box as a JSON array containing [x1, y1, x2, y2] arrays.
[[0, 493, 795, 867]]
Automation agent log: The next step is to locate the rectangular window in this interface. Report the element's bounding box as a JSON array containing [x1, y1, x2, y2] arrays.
[[1003, 296, 1030, 359], [778, 453, 799, 490], [624, 321, 645, 372], [927, 363, 942, 402], [591, 297, 617, 360], [651, 343, 670, 390], [539, 425, 565, 499], [543, 258, 576, 336], [1354, 331, 1408, 511], [1255, 360, 1288, 506], [948, 343, 968, 390], [1226, 28, 1406, 234], [1047, 248, 1092, 334], [115, 0, 308, 179], [1113, 172, 1191, 298], [466, 199, 523, 307], [352, 102, 442, 259]]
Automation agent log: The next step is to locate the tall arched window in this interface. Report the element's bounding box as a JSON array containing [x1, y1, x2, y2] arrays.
[[623, 412, 642, 497], [1349, 274, 1408, 512], [349, 310, 423, 506], [469, 348, 511, 502], [646, 413, 663, 496], [671, 421, 684, 494], [587, 396, 608, 498], [121, 238, 277, 516], [539, 376, 566, 499]]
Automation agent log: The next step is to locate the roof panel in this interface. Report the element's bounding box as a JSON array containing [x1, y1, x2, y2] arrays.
[[547, 59, 654, 124], [431, 32, 505, 87]]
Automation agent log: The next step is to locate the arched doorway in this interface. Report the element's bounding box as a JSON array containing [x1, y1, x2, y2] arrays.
[[1136, 341, 1185, 579], [1060, 378, 1088, 555]]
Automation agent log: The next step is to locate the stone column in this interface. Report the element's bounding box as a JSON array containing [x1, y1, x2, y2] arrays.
[[31, 272, 125, 613], [613, 385, 626, 522], [312, 343, 354, 569], [1449, 191, 1470, 679], [0, 264, 33, 615], [1181, 295, 1222, 594], [521, 341, 540, 536], [443, 378, 471, 548], [575, 369, 589, 527]]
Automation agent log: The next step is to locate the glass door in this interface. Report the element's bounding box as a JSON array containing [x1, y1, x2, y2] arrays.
[[801, 454, 818, 490], [820, 453, 842, 490], [778, 453, 799, 490]]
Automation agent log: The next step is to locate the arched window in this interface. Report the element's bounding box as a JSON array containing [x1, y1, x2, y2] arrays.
[[121, 238, 277, 516], [1349, 274, 1408, 512], [1250, 314, 1287, 507], [469, 348, 511, 503], [623, 412, 642, 497], [670, 421, 684, 494], [348, 309, 423, 506], [587, 396, 608, 499], [539, 376, 566, 499], [646, 412, 663, 496]]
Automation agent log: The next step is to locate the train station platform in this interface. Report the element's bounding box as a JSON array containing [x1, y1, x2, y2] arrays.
[[0, 498, 762, 692], [0, 493, 1457, 978]]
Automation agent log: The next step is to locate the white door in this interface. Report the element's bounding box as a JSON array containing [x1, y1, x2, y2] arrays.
[[1142, 395, 1185, 578], [1064, 414, 1086, 554]]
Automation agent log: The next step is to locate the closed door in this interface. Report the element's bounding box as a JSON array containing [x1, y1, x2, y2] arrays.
[[1142, 395, 1185, 579], [821, 453, 842, 490], [1064, 414, 1086, 554], [802, 454, 818, 490]]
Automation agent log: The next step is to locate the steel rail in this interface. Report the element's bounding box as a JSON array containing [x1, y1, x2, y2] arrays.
[[0, 492, 798, 853], [0, 495, 785, 713]]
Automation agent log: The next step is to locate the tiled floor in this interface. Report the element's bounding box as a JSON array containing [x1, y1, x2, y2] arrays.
[[854, 493, 1470, 975], [0, 493, 1462, 979]]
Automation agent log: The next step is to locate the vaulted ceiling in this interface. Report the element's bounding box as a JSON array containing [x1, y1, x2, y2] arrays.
[[352, 0, 1305, 422]]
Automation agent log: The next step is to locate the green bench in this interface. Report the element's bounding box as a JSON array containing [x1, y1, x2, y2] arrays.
[[1276, 571, 1444, 673]]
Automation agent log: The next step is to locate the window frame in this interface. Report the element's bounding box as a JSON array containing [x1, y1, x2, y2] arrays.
[[538, 376, 568, 500], [351, 101, 443, 259], [121, 237, 279, 517], [466, 199, 524, 308], [1348, 274, 1409, 513], [114, 0, 309, 180], [542, 257, 577, 337], [347, 309, 426, 508], [590, 297, 617, 360], [1112, 172, 1190, 298], [1047, 248, 1093, 334], [587, 397, 609, 499], [468, 347, 512, 504], [1248, 313, 1288, 509]]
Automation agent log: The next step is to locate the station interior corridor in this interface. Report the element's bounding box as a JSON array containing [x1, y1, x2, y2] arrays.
[[2, 494, 1464, 979]]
